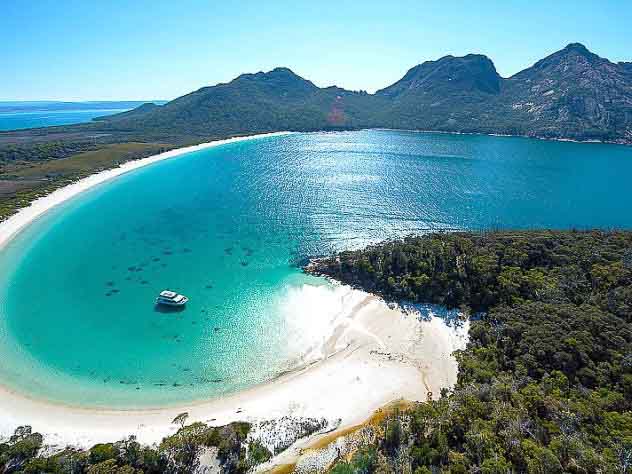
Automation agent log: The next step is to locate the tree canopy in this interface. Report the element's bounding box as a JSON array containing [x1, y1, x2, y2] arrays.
[[315, 231, 632, 472]]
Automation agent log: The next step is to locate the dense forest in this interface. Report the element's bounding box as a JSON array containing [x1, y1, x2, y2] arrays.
[[308, 230, 632, 472]]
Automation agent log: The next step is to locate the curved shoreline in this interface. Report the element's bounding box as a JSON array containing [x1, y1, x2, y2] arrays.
[[370, 127, 632, 147], [0, 131, 293, 252], [0, 131, 468, 451], [0, 288, 469, 449]]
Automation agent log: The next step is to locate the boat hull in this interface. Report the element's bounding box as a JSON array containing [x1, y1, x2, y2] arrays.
[[155, 297, 188, 307]]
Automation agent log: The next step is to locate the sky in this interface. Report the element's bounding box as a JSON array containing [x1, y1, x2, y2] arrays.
[[2, 0, 631, 101]]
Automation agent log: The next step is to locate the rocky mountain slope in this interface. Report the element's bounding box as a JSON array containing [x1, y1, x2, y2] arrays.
[[97, 67, 385, 141], [4, 43, 631, 145], [502, 43, 632, 141], [373, 53, 506, 133], [98, 43, 631, 144]]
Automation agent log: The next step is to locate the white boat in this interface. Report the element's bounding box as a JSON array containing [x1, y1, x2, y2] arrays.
[[156, 290, 189, 307]]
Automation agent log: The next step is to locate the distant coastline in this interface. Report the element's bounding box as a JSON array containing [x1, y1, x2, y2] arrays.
[[1, 126, 628, 230], [0, 101, 168, 131]]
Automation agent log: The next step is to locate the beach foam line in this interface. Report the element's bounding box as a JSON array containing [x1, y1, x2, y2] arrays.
[[278, 280, 368, 363], [0, 131, 293, 251], [0, 130, 469, 459], [0, 285, 468, 451]]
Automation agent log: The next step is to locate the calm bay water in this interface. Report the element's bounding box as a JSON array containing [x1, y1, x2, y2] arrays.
[[0, 130, 631, 407]]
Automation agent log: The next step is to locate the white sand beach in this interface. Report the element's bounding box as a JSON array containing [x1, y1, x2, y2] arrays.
[[0, 132, 469, 456], [0, 132, 292, 252], [0, 290, 468, 450]]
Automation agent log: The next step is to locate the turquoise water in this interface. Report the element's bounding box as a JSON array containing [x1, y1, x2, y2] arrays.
[[1, 130, 632, 408]]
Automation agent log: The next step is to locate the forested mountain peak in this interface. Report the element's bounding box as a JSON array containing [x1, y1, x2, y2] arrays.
[[83, 43, 632, 145], [376, 53, 502, 98]]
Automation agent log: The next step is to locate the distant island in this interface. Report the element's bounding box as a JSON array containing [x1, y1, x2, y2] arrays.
[[0, 101, 169, 134], [0, 101, 167, 115]]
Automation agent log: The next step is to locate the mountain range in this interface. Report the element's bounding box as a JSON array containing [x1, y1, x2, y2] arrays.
[[95, 43, 632, 144]]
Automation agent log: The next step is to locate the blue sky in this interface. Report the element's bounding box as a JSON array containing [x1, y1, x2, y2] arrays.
[[2, 0, 631, 101]]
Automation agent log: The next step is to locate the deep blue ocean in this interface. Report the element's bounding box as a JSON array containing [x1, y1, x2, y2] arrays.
[[0, 130, 631, 408], [0, 109, 129, 130], [0, 101, 163, 130]]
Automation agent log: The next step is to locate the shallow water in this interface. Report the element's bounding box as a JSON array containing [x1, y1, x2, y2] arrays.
[[1, 130, 631, 407]]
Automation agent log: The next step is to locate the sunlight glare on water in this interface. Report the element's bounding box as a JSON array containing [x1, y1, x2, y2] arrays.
[[0, 130, 631, 407]]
